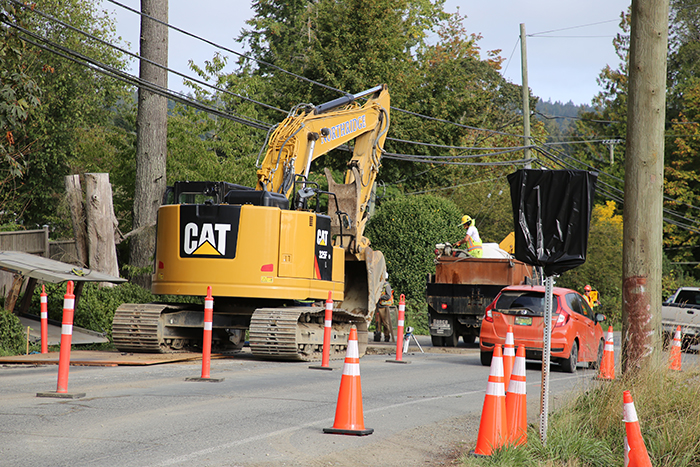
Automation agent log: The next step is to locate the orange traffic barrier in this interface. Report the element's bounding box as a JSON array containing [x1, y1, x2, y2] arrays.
[[37, 281, 85, 399], [598, 326, 615, 380], [506, 345, 527, 446], [474, 344, 508, 455], [668, 326, 682, 371], [185, 287, 224, 382], [387, 294, 409, 364], [623, 390, 652, 467], [503, 325, 515, 390], [56, 281, 76, 393], [324, 326, 373, 436], [310, 291, 334, 370], [40, 285, 48, 354], [201, 286, 214, 378]]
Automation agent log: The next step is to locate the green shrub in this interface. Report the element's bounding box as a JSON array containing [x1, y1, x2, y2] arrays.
[[30, 282, 202, 343], [0, 309, 26, 355], [366, 194, 464, 305]]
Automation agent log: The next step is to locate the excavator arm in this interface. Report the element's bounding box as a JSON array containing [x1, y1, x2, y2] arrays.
[[255, 84, 390, 257]]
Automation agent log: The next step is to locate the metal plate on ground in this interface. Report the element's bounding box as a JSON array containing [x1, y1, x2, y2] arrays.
[[0, 351, 213, 366]]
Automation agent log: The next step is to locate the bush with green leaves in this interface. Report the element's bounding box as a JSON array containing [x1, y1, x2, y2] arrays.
[[0, 308, 26, 355], [30, 282, 202, 344], [366, 194, 464, 303]]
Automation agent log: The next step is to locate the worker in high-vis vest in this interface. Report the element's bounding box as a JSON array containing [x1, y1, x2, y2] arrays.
[[374, 273, 395, 342], [455, 214, 483, 258]]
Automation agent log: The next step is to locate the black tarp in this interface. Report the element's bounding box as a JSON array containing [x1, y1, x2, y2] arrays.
[[507, 169, 598, 276]]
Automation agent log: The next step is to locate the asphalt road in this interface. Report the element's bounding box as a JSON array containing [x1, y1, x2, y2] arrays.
[[0, 336, 672, 467]]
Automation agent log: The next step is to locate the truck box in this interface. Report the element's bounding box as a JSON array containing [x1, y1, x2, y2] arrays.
[[427, 244, 533, 347]]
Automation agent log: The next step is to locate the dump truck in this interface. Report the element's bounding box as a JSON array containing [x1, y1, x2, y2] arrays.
[[112, 85, 391, 360], [426, 238, 535, 346]]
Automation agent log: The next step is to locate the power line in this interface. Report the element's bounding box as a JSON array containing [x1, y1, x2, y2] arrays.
[[10, 0, 285, 117], [105, 0, 527, 139], [3, 18, 271, 132], [529, 19, 620, 37]]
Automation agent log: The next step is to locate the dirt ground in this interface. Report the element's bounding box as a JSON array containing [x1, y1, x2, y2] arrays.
[[247, 412, 480, 467]]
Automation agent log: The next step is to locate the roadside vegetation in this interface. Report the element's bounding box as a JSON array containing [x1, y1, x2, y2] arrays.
[[458, 363, 700, 467]]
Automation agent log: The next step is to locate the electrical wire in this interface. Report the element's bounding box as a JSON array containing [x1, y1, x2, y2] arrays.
[[10, 0, 286, 117], [2, 18, 272, 131], [105, 0, 528, 140]]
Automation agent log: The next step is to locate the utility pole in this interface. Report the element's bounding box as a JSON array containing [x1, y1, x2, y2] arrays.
[[621, 0, 669, 372], [131, 0, 168, 288], [520, 23, 532, 168]]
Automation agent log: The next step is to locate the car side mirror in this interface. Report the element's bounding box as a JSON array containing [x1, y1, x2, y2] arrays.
[[595, 313, 606, 323]]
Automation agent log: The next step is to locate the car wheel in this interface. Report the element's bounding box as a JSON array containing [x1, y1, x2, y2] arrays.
[[561, 341, 578, 373], [480, 350, 492, 367], [431, 335, 445, 347], [445, 331, 459, 347], [589, 339, 604, 369]]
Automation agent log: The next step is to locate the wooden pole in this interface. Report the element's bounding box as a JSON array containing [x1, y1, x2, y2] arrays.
[[520, 23, 532, 168], [621, 0, 669, 373], [131, 0, 169, 289]]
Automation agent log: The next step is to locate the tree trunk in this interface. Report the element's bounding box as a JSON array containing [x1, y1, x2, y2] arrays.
[[65, 174, 89, 268], [85, 173, 120, 285], [621, 0, 669, 373], [130, 0, 168, 289]]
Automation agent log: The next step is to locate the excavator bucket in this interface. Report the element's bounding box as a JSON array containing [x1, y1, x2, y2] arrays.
[[340, 247, 387, 322]]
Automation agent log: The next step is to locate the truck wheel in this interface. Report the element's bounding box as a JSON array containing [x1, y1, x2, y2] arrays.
[[445, 332, 459, 347], [462, 334, 476, 345], [480, 350, 492, 366], [431, 335, 445, 347], [561, 341, 578, 373]]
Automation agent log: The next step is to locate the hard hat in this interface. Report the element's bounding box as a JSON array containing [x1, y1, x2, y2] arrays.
[[459, 215, 473, 226], [385, 272, 389, 280], [584, 285, 592, 292]]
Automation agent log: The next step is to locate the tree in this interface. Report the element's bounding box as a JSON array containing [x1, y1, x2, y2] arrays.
[[0, 0, 130, 233], [130, 0, 168, 286], [557, 201, 623, 324], [0, 4, 41, 221], [239, 0, 529, 222]]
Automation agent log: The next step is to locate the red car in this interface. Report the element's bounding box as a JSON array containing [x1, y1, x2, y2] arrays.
[[479, 285, 606, 373]]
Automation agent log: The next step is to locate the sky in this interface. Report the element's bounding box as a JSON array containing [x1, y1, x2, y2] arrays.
[[99, 0, 632, 106]]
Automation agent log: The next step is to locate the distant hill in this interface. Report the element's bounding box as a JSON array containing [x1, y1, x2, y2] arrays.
[[535, 99, 593, 140]]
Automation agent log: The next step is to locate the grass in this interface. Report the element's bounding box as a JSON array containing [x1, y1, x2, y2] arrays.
[[459, 361, 700, 467]]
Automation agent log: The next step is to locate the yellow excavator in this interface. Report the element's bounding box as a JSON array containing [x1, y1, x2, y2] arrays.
[[113, 84, 390, 360]]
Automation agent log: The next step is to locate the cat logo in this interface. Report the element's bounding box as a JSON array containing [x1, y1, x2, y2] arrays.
[[316, 229, 329, 246], [183, 223, 231, 256], [179, 205, 240, 259]]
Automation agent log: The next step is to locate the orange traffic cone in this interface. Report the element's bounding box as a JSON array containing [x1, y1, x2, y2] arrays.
[[506, 345, 527, 446], [474, 345, 508, 455], [668, 326, 682, 371], [623, 390, 652, 467], [598, 326, 615, 380], [503, 325, 515, 391], [324, 326, 373, 436]]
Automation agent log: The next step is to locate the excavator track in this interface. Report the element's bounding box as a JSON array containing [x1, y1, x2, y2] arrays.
[[112, 303, 190, 353], [249, 307, 368, 361]]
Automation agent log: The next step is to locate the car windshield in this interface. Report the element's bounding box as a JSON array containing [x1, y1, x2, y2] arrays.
[[494, 291, 547, 316]]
